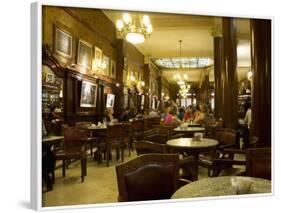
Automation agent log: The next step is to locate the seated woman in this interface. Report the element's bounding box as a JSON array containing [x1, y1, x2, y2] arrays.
[[105, 107, 118, 124], [193, 103, 210, 126], [164, 107, 182, 125], [184, 105, 194, 122]]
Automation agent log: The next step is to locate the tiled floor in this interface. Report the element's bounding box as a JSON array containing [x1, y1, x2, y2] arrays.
[[42, 149, 244, 207]]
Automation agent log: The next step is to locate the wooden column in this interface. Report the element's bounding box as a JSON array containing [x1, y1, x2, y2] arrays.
[[157, 76, 162, 108], [116, 39, 125, 112], [96, 79, 105, 121], [222, 17, 238, 128], [144, 64, 150, 110], [250, 19, 271, 147], [213, 36, 223, 119], [204, 74, 210, 104]]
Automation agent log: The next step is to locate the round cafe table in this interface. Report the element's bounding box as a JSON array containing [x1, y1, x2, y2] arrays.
[[172, 176, 271, 199], [166, 138, 218, 180]]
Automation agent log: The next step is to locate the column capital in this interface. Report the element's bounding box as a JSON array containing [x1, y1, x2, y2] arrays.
[[210, 17, 223, 37]]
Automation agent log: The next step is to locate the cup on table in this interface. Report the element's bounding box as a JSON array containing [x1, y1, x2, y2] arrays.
[[193, 132, 203, 141]]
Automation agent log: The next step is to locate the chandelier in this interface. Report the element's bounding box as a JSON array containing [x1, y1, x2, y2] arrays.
[[116, 13, 153, 44], [174, 40, 190, 97]]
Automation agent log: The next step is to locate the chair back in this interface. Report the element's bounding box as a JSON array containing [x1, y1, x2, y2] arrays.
[[145, 117, 161, 129], [64, 126, 88, 144], [246, 147, 271, 180], [116, 154, 179, 202], [107, 124, 124, 140], [75, 121, 92, 127], [135, 141, 167, 155], [215, 128, 237, 146], [131, 120, 145, 141]]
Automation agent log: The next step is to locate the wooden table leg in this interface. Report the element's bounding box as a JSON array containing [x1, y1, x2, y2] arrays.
[[190, 153, 199, 180]]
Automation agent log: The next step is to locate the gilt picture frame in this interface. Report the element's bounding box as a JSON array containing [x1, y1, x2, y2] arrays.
[[102, 54, 110, 76], [110, 60, 116, 79], [54, 26, 73, 58], [94, 46, 103, 73], [77, 39, 92, 70]]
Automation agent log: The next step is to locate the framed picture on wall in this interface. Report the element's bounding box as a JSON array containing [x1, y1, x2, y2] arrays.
[[102, 54, 110, 76], [110, 60, 116, 79], [45, 73, 54, 83], [94, 46, 103, 73], [123, 69, 127, 84], [106, 94, 115, 108], [54, 26, 72, 58], [77, 39, 92, 70], [80, 80, 97, 108]]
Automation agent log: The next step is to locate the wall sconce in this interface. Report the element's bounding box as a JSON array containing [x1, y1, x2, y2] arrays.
[[130, 75, 136, 82], [247, 70, 253, 80], [59, 89, 63, 98]]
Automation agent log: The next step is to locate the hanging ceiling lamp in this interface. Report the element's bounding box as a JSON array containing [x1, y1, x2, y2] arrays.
[[116, 13, 153, 44], [173, 40, 190, 98]]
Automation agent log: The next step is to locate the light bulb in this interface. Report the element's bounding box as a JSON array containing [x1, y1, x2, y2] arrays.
[[116, 20, 124, 31], [146, 24, 153, 33], [123, 13, 131, 24], [142, 15, 150, 26]]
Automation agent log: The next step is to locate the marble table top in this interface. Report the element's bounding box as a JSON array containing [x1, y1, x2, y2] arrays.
[[166, 138, 218, 149], [172, 176, 271, 199]]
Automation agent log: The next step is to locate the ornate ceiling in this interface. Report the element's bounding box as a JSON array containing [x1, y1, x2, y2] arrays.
[[103, 10, 251, 85]]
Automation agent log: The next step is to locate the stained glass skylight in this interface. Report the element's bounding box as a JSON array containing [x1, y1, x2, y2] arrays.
[[153, 57, 213, 69]]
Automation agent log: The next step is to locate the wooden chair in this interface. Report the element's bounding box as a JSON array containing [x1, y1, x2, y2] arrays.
[[128, 120, 145, 153], [115, 154, 179, 202], [212, 147, 271, 180], [75, 121, 98, 157], [145, 117, 161, 129], [135, 140, 167, 155], [246, 147, 271, 180], [104, 124, 125, 167], [144, 128, 169, 144], [54, 126, 88, 182], [198, 128, 237, 176]]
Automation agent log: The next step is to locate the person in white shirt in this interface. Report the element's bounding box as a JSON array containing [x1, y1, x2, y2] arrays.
[[148, 109, 159, 118], [244, 107, 252, 129]]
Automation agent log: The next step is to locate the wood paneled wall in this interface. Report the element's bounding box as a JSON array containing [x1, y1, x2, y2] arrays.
[[42, 6, 145, 123]]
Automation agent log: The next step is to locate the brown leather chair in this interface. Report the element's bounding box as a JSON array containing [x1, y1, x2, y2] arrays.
[[135, 141, 196, 184], [115, 154, 179, 202], [54, 126, 88, 182], [198, 128, 237, 176]]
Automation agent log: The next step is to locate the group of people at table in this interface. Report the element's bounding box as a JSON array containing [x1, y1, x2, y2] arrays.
[[104, 102, 214, 128]]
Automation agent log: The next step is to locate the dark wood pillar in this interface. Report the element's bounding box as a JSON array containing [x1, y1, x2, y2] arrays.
[[157, 76, 162, 109], [144, 64, 150, 110], [116, 39, 125, 111], [222, 17, 238, 129], [214, 36, 223, 119], [96, 79, 105, 121], [204, 74, 210, 104], [250, 19, 271, 147]]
